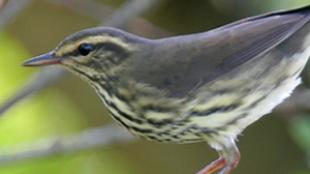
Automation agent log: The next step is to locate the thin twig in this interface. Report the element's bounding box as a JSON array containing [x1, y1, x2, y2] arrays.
[[0, 0, 163, 116], [46, 0, 111, 21], [0, 0, 7, 9], [0, 124, 135, 164], [0, 67, 65, 115], [47, 0, 171, 38], [0, 0, 31, 29], [1, 87, 307, 164], [0, 0, 161, 163], [275, 87, 310, 115], [102, 0, 162, 28]]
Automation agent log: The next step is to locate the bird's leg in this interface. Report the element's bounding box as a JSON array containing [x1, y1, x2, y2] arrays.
[[217, 140, 240, 174], [196, 156, 226, 174], [196, 138, 240, 174]]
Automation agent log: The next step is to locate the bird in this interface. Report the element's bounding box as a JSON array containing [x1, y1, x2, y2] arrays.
[[23, 5, 310, 174]]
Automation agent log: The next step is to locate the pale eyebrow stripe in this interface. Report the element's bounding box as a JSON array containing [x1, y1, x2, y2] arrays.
[[55, 35, 135, 57]]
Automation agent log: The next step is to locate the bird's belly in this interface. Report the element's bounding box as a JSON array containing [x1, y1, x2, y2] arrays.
[[109, 103, 205, 143], [91, 82, 202, 143], [188, 40, 310, 141]]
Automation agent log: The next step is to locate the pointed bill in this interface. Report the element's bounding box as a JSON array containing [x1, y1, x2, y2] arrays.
[[22, 52, 62, 67]]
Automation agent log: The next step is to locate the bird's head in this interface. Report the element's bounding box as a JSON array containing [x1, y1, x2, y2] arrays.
[[23, 27, 149, 79]]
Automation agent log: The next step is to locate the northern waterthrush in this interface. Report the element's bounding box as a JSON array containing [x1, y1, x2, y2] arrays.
[[23, 5, 310, 174]]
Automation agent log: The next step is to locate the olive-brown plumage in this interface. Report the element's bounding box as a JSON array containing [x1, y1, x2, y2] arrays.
[[23, 5, 310, 174]]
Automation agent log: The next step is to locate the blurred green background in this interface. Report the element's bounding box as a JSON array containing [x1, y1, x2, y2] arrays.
[[1, 0, 310, 174]]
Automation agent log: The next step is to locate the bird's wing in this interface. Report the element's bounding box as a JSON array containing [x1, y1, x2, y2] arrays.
[[130, 6, 310, 97]]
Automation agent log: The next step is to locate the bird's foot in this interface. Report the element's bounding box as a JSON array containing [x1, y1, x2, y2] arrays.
[[196, 156, 239, 174], [196, 138, 240, 174], [196, 157, 226, 174]]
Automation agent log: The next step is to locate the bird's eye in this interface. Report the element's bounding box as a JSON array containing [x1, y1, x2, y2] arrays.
[[78, 43, 94, 56]]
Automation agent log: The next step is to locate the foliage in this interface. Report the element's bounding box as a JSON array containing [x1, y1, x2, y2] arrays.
[[0, 33, 134, 174]]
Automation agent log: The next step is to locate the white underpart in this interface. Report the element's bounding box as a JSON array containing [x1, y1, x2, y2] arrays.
[[190, 33, 310, 150], [233, 33, 310, 135]]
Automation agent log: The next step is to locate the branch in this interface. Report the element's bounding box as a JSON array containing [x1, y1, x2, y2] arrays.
[[0, 0, 6, 9], [46, 0, 170, 37], [46, 0, 111, 21], [275, 87, 310, 115], [102, 0, 162, 28], [0, 0, 161, 163], [0, 0, 163, 116], [0, 88, 309, 164], [0, 67, 65, 115], [0, 124, 135, 164], [0, 0, 31, 29]]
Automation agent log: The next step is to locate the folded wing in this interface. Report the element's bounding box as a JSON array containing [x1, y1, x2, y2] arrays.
[[131, 6, 310, 97]]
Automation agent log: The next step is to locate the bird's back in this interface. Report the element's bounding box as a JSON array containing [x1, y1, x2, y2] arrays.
[[125, 5, 310, 98]]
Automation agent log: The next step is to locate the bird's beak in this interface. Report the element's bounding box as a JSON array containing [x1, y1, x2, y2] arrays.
[[22, 52, 63, 67]]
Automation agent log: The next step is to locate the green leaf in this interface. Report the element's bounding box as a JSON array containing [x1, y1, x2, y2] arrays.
[[289, 115, 310, 154]]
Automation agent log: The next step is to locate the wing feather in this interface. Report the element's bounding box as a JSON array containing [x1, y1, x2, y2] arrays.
[[129, 6, 310, 97]]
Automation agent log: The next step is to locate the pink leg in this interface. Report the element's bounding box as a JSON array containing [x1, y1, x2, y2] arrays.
[[196, 157, 226, 174], [196, 139, 240, 174], [218, 154, 240, 174]]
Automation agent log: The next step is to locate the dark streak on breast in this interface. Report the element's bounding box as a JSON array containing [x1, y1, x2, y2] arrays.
[[191, 103, 241, 117]]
